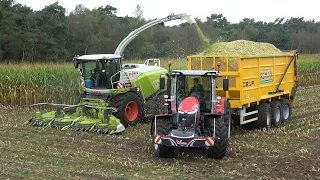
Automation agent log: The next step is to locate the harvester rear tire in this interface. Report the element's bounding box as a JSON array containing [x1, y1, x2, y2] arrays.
[[279, 99, 292, 123], [111, 92, 143, 127], [153, 118, 174, 158], [254, 103, 271, 129], [270, 100, 282, 126], [203, 118, 229, 159]]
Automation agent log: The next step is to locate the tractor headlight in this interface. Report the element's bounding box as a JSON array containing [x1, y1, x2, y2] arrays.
[[164, 95, 169, 98]]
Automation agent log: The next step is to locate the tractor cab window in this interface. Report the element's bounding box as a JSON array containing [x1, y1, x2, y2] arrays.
[[82, 59, 121, 89], [175, 75, 213, 113]]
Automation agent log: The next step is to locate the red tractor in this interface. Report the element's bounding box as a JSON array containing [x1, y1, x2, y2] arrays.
[[151, 69, 231, 159]]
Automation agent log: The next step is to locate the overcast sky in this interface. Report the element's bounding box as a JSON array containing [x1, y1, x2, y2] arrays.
[[17, 0, 320, 26]]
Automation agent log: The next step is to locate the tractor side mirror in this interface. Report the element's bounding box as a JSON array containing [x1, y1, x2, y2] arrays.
[[223, 78, 229, 91], [160, 77, 165, 89]]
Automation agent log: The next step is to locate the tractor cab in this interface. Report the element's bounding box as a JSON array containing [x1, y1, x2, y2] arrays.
[[161, 70, 222, 114], [74, 54, 122, 90]]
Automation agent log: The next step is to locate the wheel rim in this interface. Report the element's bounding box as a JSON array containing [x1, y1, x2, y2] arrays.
[[283, 104, 290, 120], [125, 101, 139, 121], [266, 109, 271, 126], [275, 106, 281, 123], [154, 144, 159, 151]]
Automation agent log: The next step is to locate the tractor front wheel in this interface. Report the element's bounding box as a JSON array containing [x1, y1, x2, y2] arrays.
[[152, 118, 174, 158], [111, 92, 143, 127], [203, 118, 229, 159]]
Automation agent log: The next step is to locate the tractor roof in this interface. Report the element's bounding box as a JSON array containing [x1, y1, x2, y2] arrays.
[[77, 54, 121, 60], [170, 70, 219, 76]]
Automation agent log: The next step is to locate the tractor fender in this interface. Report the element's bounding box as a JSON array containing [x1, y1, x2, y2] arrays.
[[214, 97, 228, 115]]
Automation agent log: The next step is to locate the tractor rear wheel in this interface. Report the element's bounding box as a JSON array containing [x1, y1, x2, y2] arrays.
[[111, 92, 143, 127], [223, 101, 232, 136], [203, 118, 229, 159], [270, 100, 282, 126], [153, 90, 167, 115], [279, 99, 292, 123], [152, 118, 174, 158]]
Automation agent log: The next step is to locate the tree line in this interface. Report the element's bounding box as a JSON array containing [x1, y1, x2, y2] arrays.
[[1, 0, 320, 62]]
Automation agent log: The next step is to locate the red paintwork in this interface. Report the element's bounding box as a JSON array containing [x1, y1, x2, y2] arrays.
[[214, 97, 225, 114], [178, 97, 201, 126], [125, 101, 139, 121], [178, 97, 199, 113]]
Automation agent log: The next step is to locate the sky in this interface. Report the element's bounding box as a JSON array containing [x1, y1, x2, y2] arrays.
[[16, 0, 320, 26]]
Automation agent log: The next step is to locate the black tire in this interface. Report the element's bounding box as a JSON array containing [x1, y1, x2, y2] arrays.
[[203, 118, 229, 159], [111, 92, 143, 127], [153, 90, 167, 115], [223, 101, 232, 135], [152, 118, 174, 158], [253, 103, 271, 129], [270, 100, 282, 127], [279, 99, 292, 123]]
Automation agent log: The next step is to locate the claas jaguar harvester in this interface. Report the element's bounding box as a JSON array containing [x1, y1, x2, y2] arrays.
[[25, 13, 196, 135], [151, 50, 298, 159]]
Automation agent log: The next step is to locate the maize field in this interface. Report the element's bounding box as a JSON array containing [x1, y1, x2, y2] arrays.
[[0, 54, 319, 106]]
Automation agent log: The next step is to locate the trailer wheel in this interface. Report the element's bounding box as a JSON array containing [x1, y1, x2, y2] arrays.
[[111, 92, 143, 127], [152, 118, 174, 158], [279, 99, 292, 123], [270, 100, 282, 127], [254, 103, 271, 129], [203, 118, 229, 159]]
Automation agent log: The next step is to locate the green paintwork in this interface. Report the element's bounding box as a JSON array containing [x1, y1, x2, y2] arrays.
[[109, 88, 130, 94], [131, 69, 167, 100], [27, 98, 122, 135]]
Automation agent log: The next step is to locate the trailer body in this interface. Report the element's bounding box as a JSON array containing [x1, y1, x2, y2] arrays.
[[187, 50, 298, 125]]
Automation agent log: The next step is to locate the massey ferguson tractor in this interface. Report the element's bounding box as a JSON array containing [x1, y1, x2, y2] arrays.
[[151, 65, 232, 159], [25, 13, 196, 135], [151, 49, 299, 159]]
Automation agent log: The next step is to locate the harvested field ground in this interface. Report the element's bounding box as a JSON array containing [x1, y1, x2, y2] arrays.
[[0, 85, 320, 179]]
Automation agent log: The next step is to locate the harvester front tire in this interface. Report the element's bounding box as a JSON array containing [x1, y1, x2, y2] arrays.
[[254, 103, 271, 129], [153, 118, 174, 158], [111, 92, 143, 127], [270, 100, 282, 126], [279, 99, 292, 123], [203, 118, 229, 159]]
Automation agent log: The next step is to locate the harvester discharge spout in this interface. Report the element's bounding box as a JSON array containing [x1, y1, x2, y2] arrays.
[[179, 13, 196, 25]]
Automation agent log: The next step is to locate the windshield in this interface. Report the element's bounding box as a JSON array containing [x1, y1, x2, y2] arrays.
[[174, 75, 214, 113], [81, 59, 121, 89]]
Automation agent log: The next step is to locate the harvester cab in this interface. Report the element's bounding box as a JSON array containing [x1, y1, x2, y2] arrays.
[[152, 70, 232, 159], [74, 54, 122, 90], [26, 13, 196, 135]]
